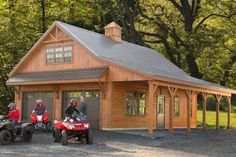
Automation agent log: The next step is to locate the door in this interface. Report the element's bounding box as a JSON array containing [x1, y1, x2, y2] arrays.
[[22, 91, 54, 122], [157, 96, 165, 129], [62, 90, 100, 129]]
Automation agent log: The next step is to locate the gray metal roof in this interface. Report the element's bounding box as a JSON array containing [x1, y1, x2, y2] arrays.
[[57, 21, 232, 92], [6, 67, 107, 84]]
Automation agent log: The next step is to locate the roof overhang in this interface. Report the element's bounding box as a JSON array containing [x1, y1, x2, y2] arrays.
[[6, 67, 108, 86], [152, 75, 236, 96]]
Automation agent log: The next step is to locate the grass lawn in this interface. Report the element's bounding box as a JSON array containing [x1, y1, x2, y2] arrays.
[[197, 110, 236, 129]]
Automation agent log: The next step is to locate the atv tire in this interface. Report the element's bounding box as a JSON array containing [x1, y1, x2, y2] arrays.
[[53, 128, 61, 142], [0, 130, 12, 145], [86, 129, 93, 144], [21, 128, 33, 142], [61, 130, 68, 146]]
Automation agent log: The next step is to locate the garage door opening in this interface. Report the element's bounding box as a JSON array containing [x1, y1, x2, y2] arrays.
[[62, 91, 100, 129], [22, 92, 54, 122]]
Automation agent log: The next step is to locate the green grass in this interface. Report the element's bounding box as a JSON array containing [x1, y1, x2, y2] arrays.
[[197, 110, 236, 129]]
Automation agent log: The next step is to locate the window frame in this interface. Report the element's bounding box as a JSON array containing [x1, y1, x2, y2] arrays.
[[124, 91, 146, 117], [45, 45, 73, 64]]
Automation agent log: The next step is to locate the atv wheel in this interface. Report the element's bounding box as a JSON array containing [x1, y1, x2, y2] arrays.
[[0, 130, 12, 145], [53, 128, 61, 142], [61, 130, 68, 146], [86, 129, 93, 144], [21, 128, 33, 142]]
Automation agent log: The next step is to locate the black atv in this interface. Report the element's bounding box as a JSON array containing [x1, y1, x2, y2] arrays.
[[0, 115, 33, 145]]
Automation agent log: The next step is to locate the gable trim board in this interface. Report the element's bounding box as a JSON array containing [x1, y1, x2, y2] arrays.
[[8, 21, 236, 95]]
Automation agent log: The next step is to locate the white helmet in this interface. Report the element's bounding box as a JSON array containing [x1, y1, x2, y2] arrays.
[[8, 103, 16, 109], [36, 99, 43, 103]]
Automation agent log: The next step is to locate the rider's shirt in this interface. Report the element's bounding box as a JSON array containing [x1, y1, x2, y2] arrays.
[[8, 108, 20, 122]]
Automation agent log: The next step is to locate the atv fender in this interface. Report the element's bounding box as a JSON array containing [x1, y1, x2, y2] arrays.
[[21, 123, 33, 130]]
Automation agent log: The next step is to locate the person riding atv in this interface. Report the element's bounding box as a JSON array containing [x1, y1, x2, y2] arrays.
[[0, 103, 33, 145], [31, 99, 51, 131], [7, 103, 20, 134], [52, 99, 93, 145], [33, 99, 47, 115], [64, 99, 81, 120]]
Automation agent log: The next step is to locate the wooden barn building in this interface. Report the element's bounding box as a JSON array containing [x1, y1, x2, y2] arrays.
[[6, 21, 236, 135]]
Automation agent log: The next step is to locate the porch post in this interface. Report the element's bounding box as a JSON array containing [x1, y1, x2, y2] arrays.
[[214, 94, 222, 130], [201, 92, 208, 131], [148, 81, 158, 136], [226, 96, 231, 129], [186, 90, 194, 132], [167, 87, 177, 135]]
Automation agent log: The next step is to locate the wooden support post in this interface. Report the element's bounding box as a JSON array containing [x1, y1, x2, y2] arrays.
[[186, 90, 194, 132], [97, 82, 106, 98], [148, 81, 157, 136], [214, 94, 222, 130], [226, 96, 231, 129], [167, 87, 177, 135], [53, 84, 59, 99], [201, 92, 208, 131], [12, 86, 22, 100]]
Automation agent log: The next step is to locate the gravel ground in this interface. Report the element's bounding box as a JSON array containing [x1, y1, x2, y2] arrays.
[[0, 129, 236, 157]]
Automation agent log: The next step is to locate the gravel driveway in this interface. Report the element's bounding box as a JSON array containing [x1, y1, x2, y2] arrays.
[[0, 129, 236, 157]]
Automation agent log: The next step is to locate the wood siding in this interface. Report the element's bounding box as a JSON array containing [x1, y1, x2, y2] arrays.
[[108, 82, 197, 129], [156, 87, 197, 129]]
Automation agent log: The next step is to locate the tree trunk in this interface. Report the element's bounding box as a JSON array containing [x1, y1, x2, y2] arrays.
[[40, 0, 46, 33]]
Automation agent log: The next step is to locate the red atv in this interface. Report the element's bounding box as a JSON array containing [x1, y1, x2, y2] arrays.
[[31, 112, 51, 131], [53, 115, 93, 145]]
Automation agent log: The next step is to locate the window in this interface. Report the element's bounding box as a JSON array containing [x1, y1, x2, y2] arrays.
[[46, 46, 73, 64], [158, 97, 165, 114], [55, 53, 63, 63], [174, 96, 180, 117], [126, 92, 146, 116], [46, 54, 55, 63]]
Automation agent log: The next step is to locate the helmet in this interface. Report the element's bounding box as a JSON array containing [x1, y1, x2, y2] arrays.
[[8, 103, 16, 109], [36, 99, 43, 103]]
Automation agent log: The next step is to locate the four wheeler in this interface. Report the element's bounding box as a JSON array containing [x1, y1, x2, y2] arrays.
[[0, 115, 33, 145], [53, 115, 93, 146], [31, 112, 52, 131]]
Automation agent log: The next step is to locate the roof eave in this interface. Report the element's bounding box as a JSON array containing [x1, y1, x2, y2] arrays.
[[6, 78, 102, 86], [153, 75, 236, 95]]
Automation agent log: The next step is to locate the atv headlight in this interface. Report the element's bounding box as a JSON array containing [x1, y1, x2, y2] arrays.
[[84, 123, 89, 129], [69, 119, 74, 123]]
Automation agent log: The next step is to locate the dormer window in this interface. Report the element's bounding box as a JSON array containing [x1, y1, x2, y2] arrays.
[[46, 46, 73, 64]]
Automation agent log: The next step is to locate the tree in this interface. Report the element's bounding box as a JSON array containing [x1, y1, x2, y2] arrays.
[[138, 0, 236, 81]]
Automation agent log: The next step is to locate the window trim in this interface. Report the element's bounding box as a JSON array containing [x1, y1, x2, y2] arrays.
[[124, 91, 147, 117], [45, 45, 74, 65]]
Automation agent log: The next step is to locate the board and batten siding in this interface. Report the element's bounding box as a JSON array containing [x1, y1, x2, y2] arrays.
[[108, 82, 197, 129], [156, 87, 197, 129]]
